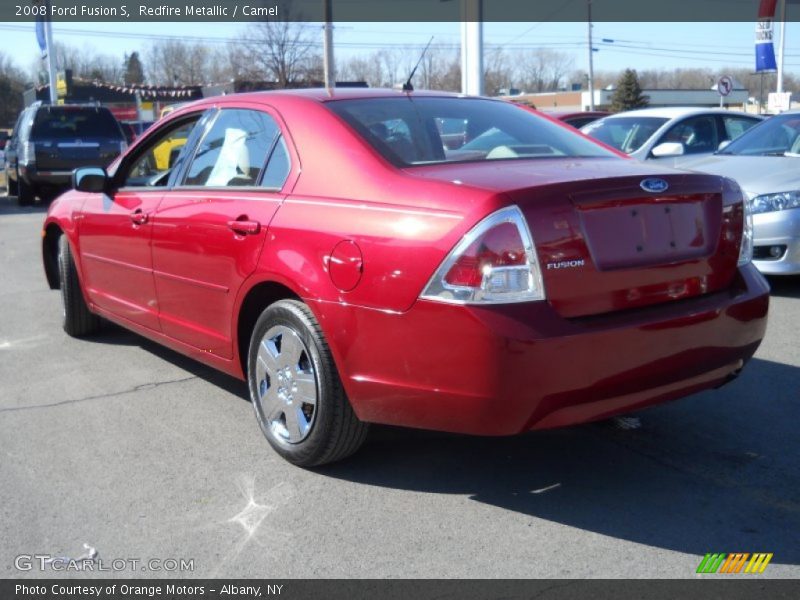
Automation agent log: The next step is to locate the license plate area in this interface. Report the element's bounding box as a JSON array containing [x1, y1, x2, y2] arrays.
[[578, 199, 720, 271]]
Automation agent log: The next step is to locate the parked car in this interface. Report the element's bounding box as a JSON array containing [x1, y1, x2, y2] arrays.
[[5, 103, 126, 206], [581, 107, 762, 167], [120, 120, 154, 145], [551, 110, 610, 129], [681, 110, 800, 275], [42, 89, 769, 466], [0, 131, 7, 167]]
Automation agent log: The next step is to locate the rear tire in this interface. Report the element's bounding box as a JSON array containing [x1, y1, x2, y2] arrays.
[[6, 173, 18, 197], [58, 235, 100, 337], [17, 176, 34, 206], [247, 299, 368, 467]]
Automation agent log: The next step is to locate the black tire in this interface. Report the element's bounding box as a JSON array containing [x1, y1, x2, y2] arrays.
[[247, 299, 368, 467], [58, 235, 100, 337], [17, 176, 34, 206], [6, 173, 18, 197]]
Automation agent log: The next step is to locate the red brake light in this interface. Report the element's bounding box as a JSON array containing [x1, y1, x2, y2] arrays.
[[421, 205, 546, 304], [444, 222, 526, 287]]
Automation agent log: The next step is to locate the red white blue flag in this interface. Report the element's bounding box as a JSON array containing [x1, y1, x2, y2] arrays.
[[756, 0, 778, 72]]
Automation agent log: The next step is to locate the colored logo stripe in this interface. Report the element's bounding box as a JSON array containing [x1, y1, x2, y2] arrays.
[[697, 553, 773, 574]]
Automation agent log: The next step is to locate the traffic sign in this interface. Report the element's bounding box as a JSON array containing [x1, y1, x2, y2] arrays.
[[717, 75, 733, 97]]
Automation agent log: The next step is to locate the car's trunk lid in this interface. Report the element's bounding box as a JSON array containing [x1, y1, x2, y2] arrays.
[[409, 159, 744, 318]]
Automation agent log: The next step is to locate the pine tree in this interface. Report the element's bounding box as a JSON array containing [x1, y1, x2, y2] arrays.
[[123, 52, 144, 85], [610, 69, 649, 112]]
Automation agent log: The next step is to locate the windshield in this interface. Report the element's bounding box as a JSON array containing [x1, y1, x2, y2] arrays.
[[327, 97, 617, 166], [581, 116, 669, 154], [718, 113, 800, 156], [31, 107, 123, 140]]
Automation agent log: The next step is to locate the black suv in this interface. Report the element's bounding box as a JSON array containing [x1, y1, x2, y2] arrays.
[[5, 103, 126, 205]]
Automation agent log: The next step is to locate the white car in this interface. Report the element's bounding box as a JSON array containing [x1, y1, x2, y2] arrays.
[[680, 111, 800, 275], [582, 107, 762, 168]]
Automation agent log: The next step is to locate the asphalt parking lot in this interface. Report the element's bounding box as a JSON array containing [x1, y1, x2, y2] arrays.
[[0, 193, 798, 579]]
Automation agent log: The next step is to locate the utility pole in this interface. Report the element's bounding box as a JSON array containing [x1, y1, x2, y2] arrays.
[[777, 0, 786, 94], [323, 0, 334, 90], [461, 0, 483, 96], [44, 2, 57, 104], [587, 0, 595, 110]]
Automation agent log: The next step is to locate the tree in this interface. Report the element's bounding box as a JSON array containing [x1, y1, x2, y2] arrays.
[[147, 40, 211, 85], [123, 52, 144, 85], [610, 69, 649, 112], [0, 52, 25, 128], [49, 42, 123, 82], [236, 18, 319, 87]]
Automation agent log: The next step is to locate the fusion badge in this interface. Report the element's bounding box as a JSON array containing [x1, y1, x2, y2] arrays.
[[546, 259, 586, 270]]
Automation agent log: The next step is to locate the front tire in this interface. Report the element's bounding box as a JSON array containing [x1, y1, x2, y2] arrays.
[[247, 299, 368, 467], [58, 235, 100, 337]]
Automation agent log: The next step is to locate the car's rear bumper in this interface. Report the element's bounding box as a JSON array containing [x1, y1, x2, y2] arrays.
[[314, 263, 769, 435], [20, 166, 73, 187], [752, 209, 800, 275]]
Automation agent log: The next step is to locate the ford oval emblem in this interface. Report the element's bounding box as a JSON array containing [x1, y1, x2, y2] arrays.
[[640, 178, 669, 193]]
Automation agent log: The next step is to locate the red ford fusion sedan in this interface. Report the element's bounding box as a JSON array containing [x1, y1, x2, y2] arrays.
[[42, 89, 769, 466]]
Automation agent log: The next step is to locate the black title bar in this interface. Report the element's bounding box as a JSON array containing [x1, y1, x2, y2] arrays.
[[3, 579, 800, 600], [5, 0, 800, 22]]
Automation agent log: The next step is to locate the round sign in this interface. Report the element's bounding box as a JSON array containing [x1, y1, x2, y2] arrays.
[[717, 75, 733, 97]]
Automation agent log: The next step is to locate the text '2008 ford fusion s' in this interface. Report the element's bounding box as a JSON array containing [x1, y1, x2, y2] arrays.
[[42, 89, 769, 466]]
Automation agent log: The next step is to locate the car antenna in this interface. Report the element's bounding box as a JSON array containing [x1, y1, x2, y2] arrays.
[[402, 37, 434, 92]]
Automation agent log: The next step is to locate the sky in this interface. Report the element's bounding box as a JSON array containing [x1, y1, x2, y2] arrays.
[[2, 20, 800, 82]]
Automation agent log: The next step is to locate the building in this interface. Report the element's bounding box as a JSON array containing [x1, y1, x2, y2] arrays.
[[506, 88, 751, 113]]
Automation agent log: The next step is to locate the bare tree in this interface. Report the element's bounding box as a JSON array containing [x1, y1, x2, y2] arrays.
[[147, 40, 213, 85], [515, 49, 574, 93], [238, 19, 320, 86], [484, 48, 513, 95], [47, 41, 123, 82], [0, 52, 25, 127]]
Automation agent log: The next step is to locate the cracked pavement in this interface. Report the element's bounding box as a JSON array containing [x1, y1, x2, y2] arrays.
[[1, 196, 798, 579]]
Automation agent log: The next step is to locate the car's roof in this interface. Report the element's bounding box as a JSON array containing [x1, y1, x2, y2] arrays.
[[602, 106, 758, 119], [193, 88, 472, 106]]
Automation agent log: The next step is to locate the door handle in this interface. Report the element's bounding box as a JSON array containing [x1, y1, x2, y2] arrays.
[[130, 209, 149, 225], [227, 219, 261, 235]]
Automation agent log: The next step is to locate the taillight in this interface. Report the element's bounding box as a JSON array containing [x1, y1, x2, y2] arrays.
[[738, 195, 754, 266], [21, 141, 36, 165], [421, 205, 545, 304]]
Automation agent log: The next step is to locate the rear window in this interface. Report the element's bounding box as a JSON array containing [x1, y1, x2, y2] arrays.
[[582, 116, 669, 154], [31, 108, 123, 140], [327, 97, 616, 166]]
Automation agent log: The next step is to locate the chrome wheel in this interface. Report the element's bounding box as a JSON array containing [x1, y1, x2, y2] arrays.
[[254, 325, 318, 444]]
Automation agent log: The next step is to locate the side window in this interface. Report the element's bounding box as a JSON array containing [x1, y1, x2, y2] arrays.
[[184, 109, 280, 187], [722, 116, 758, 142], [661, 116, 718, 155], [122, 117, 200, 187], [261, 136, 291, 190]]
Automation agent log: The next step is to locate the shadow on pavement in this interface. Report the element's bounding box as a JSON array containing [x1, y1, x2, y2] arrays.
[[58, 310, 800, 566], [767, 275, 800, 299], [318, 357, 800, 566], [0, 195, 49, 215], [81, 322, 249, 401]]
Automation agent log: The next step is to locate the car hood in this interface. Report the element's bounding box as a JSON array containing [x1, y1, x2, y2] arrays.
[[679, 154, 800, 196]]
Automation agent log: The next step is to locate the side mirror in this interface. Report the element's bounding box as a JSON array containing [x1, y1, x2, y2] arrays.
[[717, 140, 731, 151], [651, 142, 685, 158], [72, 167, 108, 193]]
